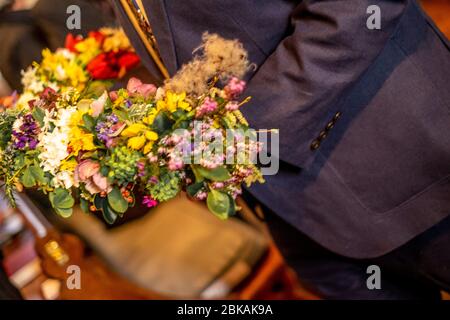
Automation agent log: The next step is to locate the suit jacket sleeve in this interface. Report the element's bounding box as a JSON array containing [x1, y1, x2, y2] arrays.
[[242, 0, 409, 168]]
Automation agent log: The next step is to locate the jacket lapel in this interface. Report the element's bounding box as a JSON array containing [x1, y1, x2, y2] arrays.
[[141, 0, 178, 76]]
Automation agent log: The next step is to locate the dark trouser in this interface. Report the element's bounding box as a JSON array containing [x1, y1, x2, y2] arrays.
[[244, 192, 450, 299]]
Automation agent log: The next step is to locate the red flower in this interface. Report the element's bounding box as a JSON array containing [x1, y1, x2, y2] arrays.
[[88, 30, 106, 46], [86, 53, 119, 79], [65, 33, 83, 52], [118, 51, 140, 70], [86, 51, 140, 80]]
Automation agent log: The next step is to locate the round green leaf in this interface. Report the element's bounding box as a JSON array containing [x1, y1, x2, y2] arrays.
[[54, 207, 73, 218], [21, 167, 36, 188], [49, 189, 74, 209], [206, 189, 231, 220], [107, 187, 128, 214], [196, 166, 231, 182]]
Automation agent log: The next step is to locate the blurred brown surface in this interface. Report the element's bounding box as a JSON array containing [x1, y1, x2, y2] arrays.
[[421, 0, 450, 38]]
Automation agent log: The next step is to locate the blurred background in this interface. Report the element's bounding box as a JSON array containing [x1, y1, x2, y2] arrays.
[[0, 0, 449, 300]]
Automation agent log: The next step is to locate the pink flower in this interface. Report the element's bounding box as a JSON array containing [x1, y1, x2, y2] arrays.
[[225, 101, 239, 111], [74, 160, 112, 194], [126, 77, 157, 98], [224, 77, 246, 99], [195, 97, 218, 118], [91, 91, 108, 117], [109, 91, 118, 101], [142, 195, 158, 208]]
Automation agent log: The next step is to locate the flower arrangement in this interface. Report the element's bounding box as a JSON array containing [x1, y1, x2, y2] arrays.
[[0, 34, 264, 223], [15, 28, 140, 110]]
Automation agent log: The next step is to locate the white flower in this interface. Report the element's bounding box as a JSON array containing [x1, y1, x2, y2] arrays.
[[12, 118, 23, 132], [38, 107, 76, 175], [53, 171, 74, 189], [55, 65, 67, 81], [57, 48, 75, 60], [15, 91, 38, 110]]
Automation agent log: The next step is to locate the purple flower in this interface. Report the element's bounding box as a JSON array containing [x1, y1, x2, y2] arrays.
[[95, 113, 120, 147], [12, 114, 40, 150]]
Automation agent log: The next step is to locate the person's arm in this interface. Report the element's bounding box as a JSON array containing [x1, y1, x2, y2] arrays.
[[243, 0, 408, 168]]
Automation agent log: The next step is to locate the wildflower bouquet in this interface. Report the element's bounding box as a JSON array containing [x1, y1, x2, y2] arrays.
[[14, 28, 140, 110], [0, 34, 264, 223]]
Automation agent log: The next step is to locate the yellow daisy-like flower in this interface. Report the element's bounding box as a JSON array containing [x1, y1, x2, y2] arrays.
[[121, 123, 148, 137], [101, 28, 132, 52], [121, 123, 159, 153], [157, 91, 192, 113], [65, 61, 88, 89], [60, 158, 78, 172], [69, 127, 96, 156], [143, 108, 159, 125], [128, 135, 146, 150], [68, 110, 96, 156], [74, 38, 101, 64]]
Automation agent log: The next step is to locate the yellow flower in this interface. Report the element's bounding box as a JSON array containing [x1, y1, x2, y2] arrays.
[[60, 159, 78, 172], [69, 127, 96, 156], [65, 61, 88, 88], [157, 91, 191, 113], [75, 38, 100, 64], [128, 135, 146, 150], [143, 108, 159, 125], [121, 124, 159, 152], [101, 28, 132, 52], [143, 142, 154, 154], [68, 110, 96, 156], [121, 123, 147, 137], [144, 130, 158, 141]]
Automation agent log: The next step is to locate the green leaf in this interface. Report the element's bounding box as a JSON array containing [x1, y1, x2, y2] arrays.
[[82, 114, 96, 132], [80, 198, 89, 214], [227, 195, 236, 216], [84, 81, 113, 98], [94, 194, 105, 210], [20, 167, 36, 188], [196, 166, 231, 182], [186, 182, 204, 197], [49, 188, 74, 209], [107, 187, 128, 214], [152, 112, 173, 136], [32, 107, 45, 127], [113, 109, 129, 122], [54, 207, 73, 218], [101, 200, 118, 225], [206, 189, 231, 220], [29, 165, 46, 184]]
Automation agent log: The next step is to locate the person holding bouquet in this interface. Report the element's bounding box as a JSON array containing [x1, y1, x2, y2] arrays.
[[111, 0, 450, 299]]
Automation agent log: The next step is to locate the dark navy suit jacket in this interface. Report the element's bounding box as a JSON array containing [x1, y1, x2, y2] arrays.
[[114, 0, 450, 258]]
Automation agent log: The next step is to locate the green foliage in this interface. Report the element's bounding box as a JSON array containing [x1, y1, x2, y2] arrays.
[[206, 189, 232, 220], [80, 198, 89, 214], [148, 171, 181, 202], [105, 146, 142, 185], [93, 194, 119, 224], [31, 107, 45, 127], [195, 165, 231, 182], [107, 187, 128, 213], [152, 112, 174, 136], [20, 165, 46, 188], [49, 188, 74, 218], [186, 182, 205, 197], [82, 114, 96, 132], [0, 112, 17, 150]]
